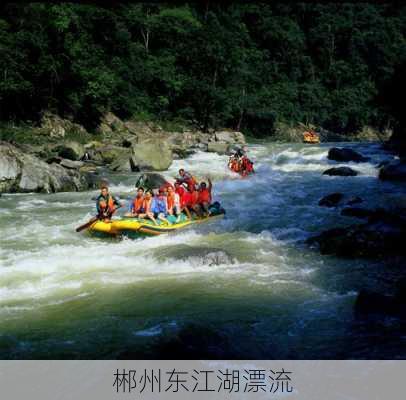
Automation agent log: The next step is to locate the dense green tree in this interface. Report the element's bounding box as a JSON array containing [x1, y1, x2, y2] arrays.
[[0, 2, 404, 137]]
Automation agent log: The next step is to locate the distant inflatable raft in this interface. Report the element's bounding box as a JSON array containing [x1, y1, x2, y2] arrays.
[[88, 208, 225, 238], [303, 131, 320, 144]]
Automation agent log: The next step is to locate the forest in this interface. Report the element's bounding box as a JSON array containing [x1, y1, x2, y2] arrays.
[[0, 2, 405, 137]]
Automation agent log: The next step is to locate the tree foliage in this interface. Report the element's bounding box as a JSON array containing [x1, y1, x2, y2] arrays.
[[0, 3, 404, 136]]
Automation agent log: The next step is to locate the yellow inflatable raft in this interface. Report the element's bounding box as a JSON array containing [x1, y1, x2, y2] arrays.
[[88, 213, 225, 238]]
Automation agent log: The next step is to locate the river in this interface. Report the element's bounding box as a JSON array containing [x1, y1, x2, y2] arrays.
[[1, 142, 406, 359]]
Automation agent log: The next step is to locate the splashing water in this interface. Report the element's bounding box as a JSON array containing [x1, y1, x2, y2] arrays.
[[1, 142, 405, 359]]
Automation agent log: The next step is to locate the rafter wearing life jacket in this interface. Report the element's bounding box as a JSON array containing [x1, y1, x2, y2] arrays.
[[176, 169, 197, 191], [132, 195, 144, 214], [96, 187, 121, 219], [240, 156, 254, 176]]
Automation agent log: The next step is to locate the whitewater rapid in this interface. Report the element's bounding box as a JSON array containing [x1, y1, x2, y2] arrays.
[[1, 142, 405, 359]]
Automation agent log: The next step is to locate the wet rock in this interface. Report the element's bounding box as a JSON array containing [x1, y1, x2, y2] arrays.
[[0, 142, 91, 193], [131, 137, 173, 171], [207, 142, 229, 155], [46, 156, 63, 164], [171, 145, 195, 160], [346, 196, 363, 206], [96, 112, 127, 136], [318, 192, 344, 207], [379, 160, 406, 182], [135, 173, 170, 191], [308, 213, 406, 258], [78, 163, 98, 174], [214, 130, 246, 144], [109, 151, 137, 172], [95, 145, 130, 165], [59, 159, 84, 170], [54, 141, 85, 161], [323, 166, 358, 176], [328, 147, 370, 163], [192, 143, 209, 152]]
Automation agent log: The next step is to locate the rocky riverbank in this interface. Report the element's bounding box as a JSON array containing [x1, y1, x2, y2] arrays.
[[0, 112, 246, 194]]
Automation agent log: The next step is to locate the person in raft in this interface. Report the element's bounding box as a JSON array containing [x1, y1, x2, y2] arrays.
[[149, 188, 172, 225], [176, 168, 197, 191], [174, 181, 192, 220], [125, 186, 145, 217], [166, 185, 181, 222], [198, 178, 212, 216], [96, 185, 122, 221], [136, 190, 157, 225]]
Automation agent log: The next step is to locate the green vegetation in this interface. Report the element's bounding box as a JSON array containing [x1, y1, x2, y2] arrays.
[[0, 3, 405, 137]]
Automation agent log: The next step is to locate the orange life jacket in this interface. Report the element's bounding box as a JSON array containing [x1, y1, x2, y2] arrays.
[[229, 158, 240, 172], [198, 188, 211, 204], [99, 195, 115, 214], [167, 193, 175, 210], [132, 196, 144, 213]]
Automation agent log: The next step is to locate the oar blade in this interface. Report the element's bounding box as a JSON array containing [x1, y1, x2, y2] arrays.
[[75, 216, 98, 232]]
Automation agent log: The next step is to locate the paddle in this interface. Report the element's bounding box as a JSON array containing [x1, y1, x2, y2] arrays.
[[75, 216, 99, 232], [75, 205, 122, 232]]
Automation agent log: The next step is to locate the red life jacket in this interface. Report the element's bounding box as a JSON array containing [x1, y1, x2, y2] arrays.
[[181, 191, 192, 207], [198, 188, 211, 204], [189, 190, 199, 206], [241, 156, 254, 174]]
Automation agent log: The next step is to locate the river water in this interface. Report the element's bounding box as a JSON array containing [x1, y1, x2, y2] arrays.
[[1, 142, 406, 359]]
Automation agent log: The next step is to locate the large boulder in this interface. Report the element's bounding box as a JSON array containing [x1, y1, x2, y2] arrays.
[[318, 192, 344, 207], [131, 138, 173, 171], [135, 173, 170, 191], [0, 142, 91, 193], [109, 151, 137, 172], [307, 212, 406, 258], [54, 141, 85, 161], [328, 147, 370, 163], [323, 166, 358, 176], [379, 161, 406, 182], [207, 142, 229, 155], [95, 145, 130, 164], [214, 130, 246, 144]]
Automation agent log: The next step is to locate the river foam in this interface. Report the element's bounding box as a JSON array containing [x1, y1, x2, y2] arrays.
[[1, 141, 406, 359]]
